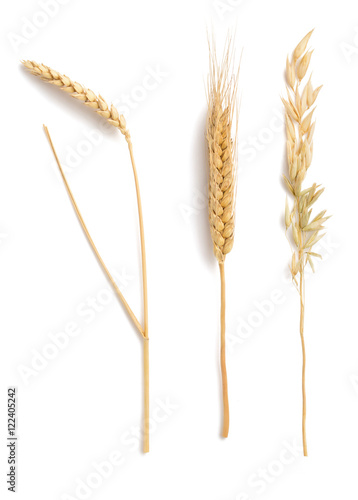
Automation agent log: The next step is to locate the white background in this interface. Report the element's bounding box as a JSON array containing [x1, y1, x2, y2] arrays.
[[1, 0, 358, 499]]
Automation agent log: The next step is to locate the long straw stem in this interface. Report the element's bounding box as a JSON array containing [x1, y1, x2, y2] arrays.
[[299, 269, 307, 456], [143, 337, 149, 452], [43, 126, 144, 338], [125, 135, 150, 453], [219, 261, 229, 437], [44, 126, 149, 452], [297, 195, 307, 457]]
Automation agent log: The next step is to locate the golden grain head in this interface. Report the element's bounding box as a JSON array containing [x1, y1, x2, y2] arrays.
[[22, 60, 128, 136], [283, 31, 330, 277], [206, 37, 239, 263]]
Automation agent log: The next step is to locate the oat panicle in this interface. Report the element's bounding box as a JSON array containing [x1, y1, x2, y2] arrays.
[[283, 31, 330, 457]]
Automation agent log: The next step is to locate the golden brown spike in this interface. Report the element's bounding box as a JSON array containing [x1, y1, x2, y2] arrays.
[[206, 35, 239, 438], [22, 60, 127, 134], [206, 38, 238, 263]]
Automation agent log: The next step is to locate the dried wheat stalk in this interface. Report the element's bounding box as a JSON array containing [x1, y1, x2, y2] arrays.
[[206, 37, 239, 438], [23, 61, 150, 453], [283, 31, 329, 456]]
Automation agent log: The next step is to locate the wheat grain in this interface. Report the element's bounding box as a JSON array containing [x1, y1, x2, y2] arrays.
[[22, 61, 150, 453], [206, 41, 238, 264], [283, 30, 330, 457], [206, 35, 239, 438], [22, 60, 128, 135]]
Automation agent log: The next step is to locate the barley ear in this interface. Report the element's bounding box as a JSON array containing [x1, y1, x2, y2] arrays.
[[206, 34, 239, 439]]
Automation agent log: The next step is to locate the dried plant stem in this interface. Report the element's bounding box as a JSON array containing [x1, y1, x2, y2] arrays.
[[143, 338, 150, 452], [299, 270, 307, 456], [125, 136, 149, 336], [125, 135, 150, 453], [219, 262, 229, 437], [297, 206, 307, 457], [43, 125, 150, 453], [43, 126, 144, 337]]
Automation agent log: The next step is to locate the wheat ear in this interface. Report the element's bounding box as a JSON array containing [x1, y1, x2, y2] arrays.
[[22, 61, 128, 133], [23, 61, 150, 453], [283, 31, 329, 456], [206, 37, 239, 438]]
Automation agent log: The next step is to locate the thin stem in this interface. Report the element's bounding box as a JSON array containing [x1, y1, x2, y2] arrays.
[[299, 268, 307, 456], [125, 136, 149, 335], [297, 193, 307, 457], [43, 125, 145, 338], [125, 134, 149, 453], [143, 338, 150, 453], [44, 125, 150, 453], [219, 261, 229, 438]]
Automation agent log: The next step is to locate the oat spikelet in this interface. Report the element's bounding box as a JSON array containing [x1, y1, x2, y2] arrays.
[[206, 35, 239, 438], [22, 60, 128, 135], [283, 31, 330, 457]]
